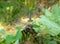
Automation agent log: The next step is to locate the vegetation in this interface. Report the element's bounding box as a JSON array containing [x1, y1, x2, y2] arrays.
[[0, 0, 60, 44]]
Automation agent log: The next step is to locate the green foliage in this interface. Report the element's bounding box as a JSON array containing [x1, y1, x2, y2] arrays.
[[5, 34, 15, 44], [0, 0, 37, 25], [33, 5, 60, 44], [0, 1, 20, 25], [45, 40, 57, 44], [15, 26, 22, 42], [0, 0, 60, 44], [0, 34, 15, 44], [0, 26, 23, 44], [33, 5, 60, 36]]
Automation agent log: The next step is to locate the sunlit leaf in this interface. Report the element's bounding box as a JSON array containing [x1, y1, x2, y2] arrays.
[[14, 40, 19, 44]]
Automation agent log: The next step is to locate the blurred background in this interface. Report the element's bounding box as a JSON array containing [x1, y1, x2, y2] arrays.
[[0, 0, 60, 44]]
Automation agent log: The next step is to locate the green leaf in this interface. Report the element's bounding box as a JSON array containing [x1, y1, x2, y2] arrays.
[[33, 24, 40, 32], [5, 34, 15, 44], [47, 41, 57, 44], [14, 40, 19, 44], [40, 16, 60, 36], [15, 26, 22, 41]]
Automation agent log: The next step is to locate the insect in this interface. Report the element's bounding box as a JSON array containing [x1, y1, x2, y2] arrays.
[[21, 24, 37, 41]]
